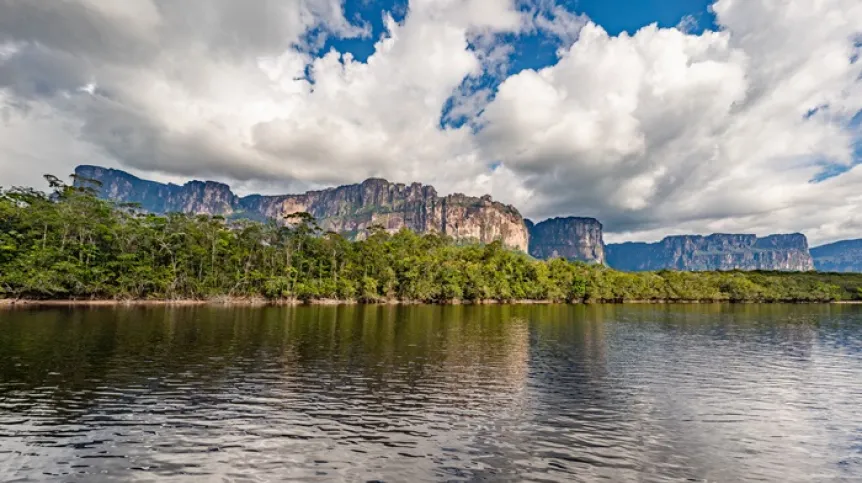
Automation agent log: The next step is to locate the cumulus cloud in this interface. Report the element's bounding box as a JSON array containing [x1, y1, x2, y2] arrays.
[[0, 0, 372, 187], [479, 0, 862, 244], [0, 0, 861, 245], [0, 0, 521, 193], [529, 3, 590, 47]]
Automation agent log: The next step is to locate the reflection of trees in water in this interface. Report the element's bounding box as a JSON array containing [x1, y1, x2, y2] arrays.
[[2, 304, 858, 481], [0, 305, 541, 480], [2, 304, 835, 401], [525, 304, 611, 403], [0, 306, 538, 411], [275, 305, 535, 435]]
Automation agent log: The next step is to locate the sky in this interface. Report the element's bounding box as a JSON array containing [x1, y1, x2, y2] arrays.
[[0, 0, 861, 245]]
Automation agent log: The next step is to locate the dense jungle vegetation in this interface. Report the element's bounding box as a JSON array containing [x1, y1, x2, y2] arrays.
[[2, 176, 862, 303]]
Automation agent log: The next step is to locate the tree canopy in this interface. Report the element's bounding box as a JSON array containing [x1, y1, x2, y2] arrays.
[[2, 176, 862, 303]]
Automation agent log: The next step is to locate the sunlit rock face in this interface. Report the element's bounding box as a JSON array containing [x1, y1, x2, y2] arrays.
[[606, 234, 815, 272], [526, 217, 605, 264], [811, 239, 862, 273], [74, 165, 530, 252]]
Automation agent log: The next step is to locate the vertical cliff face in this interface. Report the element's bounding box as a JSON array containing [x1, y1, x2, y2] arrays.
[[74, 166, 529, 251], [303, 178, 440, 238], [70, 166, 827, 270], [74, 165, 239, 216], [606, 233, 815, 272], [438, 194, 529, 252], [234, 180, 529, 251], [811, 239, 862, 272], [526, 217, 605, 264]]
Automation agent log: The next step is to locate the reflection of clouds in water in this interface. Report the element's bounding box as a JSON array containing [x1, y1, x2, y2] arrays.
[[576, 305, 862, 481], [1, 305, 861, 481]]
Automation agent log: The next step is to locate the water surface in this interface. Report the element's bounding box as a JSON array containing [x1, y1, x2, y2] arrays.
[[1, 304, 861, 482]]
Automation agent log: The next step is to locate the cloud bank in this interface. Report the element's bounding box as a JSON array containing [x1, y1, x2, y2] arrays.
[[0, 0, 860, 244]]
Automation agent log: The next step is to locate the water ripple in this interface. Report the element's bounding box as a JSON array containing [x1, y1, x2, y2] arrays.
[[0, 304, 861, 481]]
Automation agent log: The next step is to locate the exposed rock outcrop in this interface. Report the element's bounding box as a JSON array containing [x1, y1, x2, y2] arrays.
[[606, 234, 815, 272], [74, 166, 529, 251], [73, 165, 825, 272], [526, 217, 605, 264], [811, 239, 862, 272]]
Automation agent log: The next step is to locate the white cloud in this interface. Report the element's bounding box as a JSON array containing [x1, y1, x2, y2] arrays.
[[249, 0, 524, 189], [0, 0, 522, 193], [531, 4, 590, 47], [676, 15, 698, 34], [0, 0, 861, 245], [479, 0, 862, 245]]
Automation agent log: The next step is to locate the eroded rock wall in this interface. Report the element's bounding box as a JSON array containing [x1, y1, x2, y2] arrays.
[[75, 166, 529, 251], [606, 233, 814, 272], [527, 217, 605, 264]]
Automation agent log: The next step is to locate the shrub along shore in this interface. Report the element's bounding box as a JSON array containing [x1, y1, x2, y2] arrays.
[[3, 177, 862, 305]]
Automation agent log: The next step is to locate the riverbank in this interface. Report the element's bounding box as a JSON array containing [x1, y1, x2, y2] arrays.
[[4, 297, 862, 308], [6, 185, 862, 306], [0, 298, 546, 307]]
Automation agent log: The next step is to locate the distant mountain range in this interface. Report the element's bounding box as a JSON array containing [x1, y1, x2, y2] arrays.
[[73, 165, 604, 264], [73, 165, 861, 272], [810, 239, 862, 272], [607, 234, 814, 272]]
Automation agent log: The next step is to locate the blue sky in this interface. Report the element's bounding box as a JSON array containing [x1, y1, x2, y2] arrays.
[[315, 0, 721, 130], [320, 0, 718, 67], [314, 0, 859, 184]]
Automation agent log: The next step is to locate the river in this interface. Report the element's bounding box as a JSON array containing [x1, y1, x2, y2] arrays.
[[1, 304, 861, 482]]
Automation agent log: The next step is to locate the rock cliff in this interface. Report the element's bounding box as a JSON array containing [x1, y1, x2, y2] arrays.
[[73, 165, 823, 271], [811, 239, 862, 272], [74, 165, 529, 252], [606, 234, 815, 272], [526, 217, 605, 264]]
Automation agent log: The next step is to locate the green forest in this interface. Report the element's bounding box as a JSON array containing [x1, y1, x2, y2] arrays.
[[2, 176, 862, 303]]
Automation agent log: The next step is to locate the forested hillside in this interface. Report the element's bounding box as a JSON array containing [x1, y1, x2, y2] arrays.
[[2, 176, 862, 303]]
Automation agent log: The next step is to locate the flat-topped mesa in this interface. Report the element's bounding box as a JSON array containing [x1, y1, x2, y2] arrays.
[[754, 233, 809, 250], [527, 217, 605, 264], [236, 178, 441, 232], [74, 165, 239, 216], [439, 193, 528, 251], [811, 239, 862, 273], [606, 233, 815, 272], [241, 181, 529, 251], [74, 166, 529, 252]]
